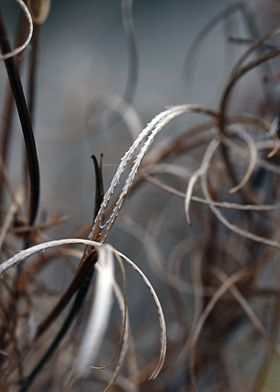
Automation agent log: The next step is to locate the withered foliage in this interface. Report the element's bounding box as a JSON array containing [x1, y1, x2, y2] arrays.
[[1, 1, 280, 391]]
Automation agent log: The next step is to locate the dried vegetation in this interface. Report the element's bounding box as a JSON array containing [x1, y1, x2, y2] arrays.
[[1, 1, 280, 391]]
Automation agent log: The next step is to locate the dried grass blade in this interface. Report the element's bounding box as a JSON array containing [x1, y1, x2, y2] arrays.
[[0, 0, 33, 61], [0, 238, 101, 274], [76, 246, 114, 376], [228, 128, 257, 193], [113, 248, 166, 380], [91, 104, 217, 241]]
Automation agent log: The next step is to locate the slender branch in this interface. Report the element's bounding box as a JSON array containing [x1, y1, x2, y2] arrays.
[[0, 12, 40, 226]]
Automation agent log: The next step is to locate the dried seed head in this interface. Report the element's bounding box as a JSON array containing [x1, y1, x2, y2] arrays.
[[27, 0, 51, 24]]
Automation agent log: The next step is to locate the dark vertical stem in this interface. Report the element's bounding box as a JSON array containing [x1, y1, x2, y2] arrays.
[[91, 154, 104, 220], [0, 14, 27, 207], [0, 12, 40, 226], [23, 23, 41, 247], [27, 24, 40, 125]]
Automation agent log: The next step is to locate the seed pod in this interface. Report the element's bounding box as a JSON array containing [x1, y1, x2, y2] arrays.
[[27, 0, 51, 24]]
